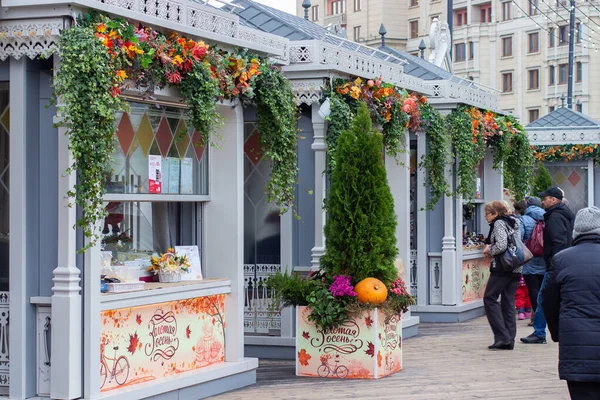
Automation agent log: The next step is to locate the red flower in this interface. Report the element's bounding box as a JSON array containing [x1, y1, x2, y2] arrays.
[[166, 71, 182, 84], [182, 59, 194, 73], [111, 86, 121, 97], [193, 46, 207, 61]]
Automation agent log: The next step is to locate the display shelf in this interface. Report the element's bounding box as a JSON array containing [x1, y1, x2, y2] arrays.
[[100, 278, 231, 310]]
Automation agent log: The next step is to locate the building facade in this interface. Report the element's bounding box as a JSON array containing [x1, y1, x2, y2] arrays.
[[298, 0, 600, 122]]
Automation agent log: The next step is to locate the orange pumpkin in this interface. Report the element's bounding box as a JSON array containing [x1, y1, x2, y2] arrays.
[[354, 278, 388, 304]]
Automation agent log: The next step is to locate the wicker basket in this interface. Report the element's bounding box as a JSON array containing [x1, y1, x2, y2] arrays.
[[105, 281, 145, 293], [158, 271, 181, 283]]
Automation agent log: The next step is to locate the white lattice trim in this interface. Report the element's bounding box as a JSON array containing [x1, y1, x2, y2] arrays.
[[290, 79, 325, 106], [0, 18, 65, 61], [527, 129, 600, 145], [428, 80, 499, 111]]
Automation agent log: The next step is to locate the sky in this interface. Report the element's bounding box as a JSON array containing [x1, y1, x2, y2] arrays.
[[254, 0, 296, 14]]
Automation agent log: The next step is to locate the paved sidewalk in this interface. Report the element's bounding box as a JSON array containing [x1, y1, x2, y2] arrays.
[[212, 316, 569, 400]]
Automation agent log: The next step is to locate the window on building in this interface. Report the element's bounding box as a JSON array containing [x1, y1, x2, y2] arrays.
[[528, 69, 540, 89], [469, 41, 475, 59], [312, 5, 319, 21], [576, 102, 583, 112], [353, 25, 361, 42], [529, 0, 539, 15], [549, 65, 556, 85], [549, 27, 555, 47], [329, 0, 346, 15], [576, 61, 582, 82], [456, 9, 467, 26], [559, 63, 568, 84], [410, 0, 418, 6], [502, 36, 513, 57], [410, 20, 419, 38], [502, 2, 511, 21], [556, 0, 567, 7], [549, 105, 556, 113], [559, 25, 569, 45], [480, 4, 492, 22], [354, 0, 362, 11], [502, 72, 513, 92], [576, 22, 582, 43], [528, 32, 540, 53], [455, 43, 466, 61], [529, 109, 540, 123]]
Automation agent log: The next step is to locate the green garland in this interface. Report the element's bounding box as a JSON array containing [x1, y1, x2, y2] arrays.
[[54, 14, 299, 250], [254, 66, 299, 215], [53, 26, 125, 249], [505, 129, 534, 200], [419, 103, 450, 209], [448, 107, 486, 200], [325, 94, 353, 171]]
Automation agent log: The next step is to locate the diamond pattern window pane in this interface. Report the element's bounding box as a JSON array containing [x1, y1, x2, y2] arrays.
[[106, 102, 208, 195], [546, 163, 588, 213]]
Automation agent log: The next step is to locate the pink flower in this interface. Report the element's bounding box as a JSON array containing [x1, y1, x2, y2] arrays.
[[329, 275, 357, 297]]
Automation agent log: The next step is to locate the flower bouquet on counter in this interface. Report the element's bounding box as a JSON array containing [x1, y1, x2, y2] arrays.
[[148, 248, 190, 283]]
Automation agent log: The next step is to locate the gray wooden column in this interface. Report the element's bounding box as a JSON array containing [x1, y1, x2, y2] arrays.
[[9, 56, 28, 400], [310, 103, 326, 270], [51, 55, 82, 399]]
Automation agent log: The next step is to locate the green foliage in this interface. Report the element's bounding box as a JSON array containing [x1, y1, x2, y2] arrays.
[[265, 271, 316, 308], [505, 130, 534, 200], [254, 65, 299, 215], [419, 103, 450, 209], [53, 26, 126, 250], [532, 161, 553, 196], [326, 94, 354, 172], [306, 285, 351, 331], [448, 107, 486, 200], [320, 102, 398, 286], [179, 62, 223, 146], [381, 101, 409, 158]]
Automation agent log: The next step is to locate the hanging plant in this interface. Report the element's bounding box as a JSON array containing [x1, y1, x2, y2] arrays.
[[325, 94, 353, 172], [54, 13, 298, 249], [254, 64, 299, 214], [419, 102, 449, 209], [505, 129, 534, 200], [382, 100, 409, 157], [533, 143, 600, 163], [448, 106, 486, 200]]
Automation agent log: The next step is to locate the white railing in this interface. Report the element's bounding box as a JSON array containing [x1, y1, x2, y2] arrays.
[[409, 249, 418, 298], [243, 264, 282, 334], [429, 79, 499, 111]]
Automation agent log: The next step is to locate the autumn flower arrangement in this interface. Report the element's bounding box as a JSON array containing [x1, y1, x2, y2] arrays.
[[148, 248, 190, 282], [533, 143, 600, 163], [54, 13, 297, 250]]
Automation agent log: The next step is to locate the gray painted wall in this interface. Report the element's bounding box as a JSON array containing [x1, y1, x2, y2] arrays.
[[293, 105, 315, 269], [595, 167, 600, 207]]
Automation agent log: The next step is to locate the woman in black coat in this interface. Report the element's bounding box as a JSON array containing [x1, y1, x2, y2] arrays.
[[543, 206, 600, 400]]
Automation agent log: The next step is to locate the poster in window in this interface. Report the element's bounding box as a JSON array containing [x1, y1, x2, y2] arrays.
[[180, 157, 193, 194], [167, 157, 181, 194], [175, 245, 203, 281], [148, 155, 162, 194]]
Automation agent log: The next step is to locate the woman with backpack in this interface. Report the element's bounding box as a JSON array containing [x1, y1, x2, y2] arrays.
[[514, 197, 546, 326]]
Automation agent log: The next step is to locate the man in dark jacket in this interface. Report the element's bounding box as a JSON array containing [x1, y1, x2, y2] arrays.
[[543, 206, 600, 399], [521, 186, 575, 344]]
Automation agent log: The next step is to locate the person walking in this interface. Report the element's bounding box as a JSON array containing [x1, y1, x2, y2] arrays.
[[514, 197, 546, 326], [521, 186, 574, 344], [543, 206, 600, 399], [483, 200, 522, 350]]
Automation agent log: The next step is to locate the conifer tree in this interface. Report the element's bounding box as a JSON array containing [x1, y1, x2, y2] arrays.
[[532, 161, 553, 197], [320, 102, 398, 286]]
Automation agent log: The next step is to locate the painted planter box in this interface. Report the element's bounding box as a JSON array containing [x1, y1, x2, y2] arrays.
[[296, 306, 402, 379], [462, 255, 491, 303]]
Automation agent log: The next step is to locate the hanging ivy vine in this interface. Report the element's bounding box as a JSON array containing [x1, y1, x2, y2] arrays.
[[419, 102, 449, 209], [382, 101, 409, 158], [54, 13, 298, 250], [325, 94, 353, 171], [505, 129, 534, 200]]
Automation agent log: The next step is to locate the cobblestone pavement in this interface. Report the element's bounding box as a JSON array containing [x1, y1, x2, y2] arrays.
[[211, 316, 569, 400]]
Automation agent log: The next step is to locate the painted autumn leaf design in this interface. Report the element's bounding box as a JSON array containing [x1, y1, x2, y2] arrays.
[[186, 325, 191, 339], [298, 349, 311, 366], [136, 314, 142, 325], [128, 332, 140, 355], [365, 315, 373, 328], [465, 274, 469, 285], [377, 351, 382, 367], [365, 341, 375, 357], [302, 331, 310, 339]]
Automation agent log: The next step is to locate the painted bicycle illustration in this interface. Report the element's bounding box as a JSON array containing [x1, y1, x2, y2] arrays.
[[100, 342, 130, 389], [317, 354, 348, 378]]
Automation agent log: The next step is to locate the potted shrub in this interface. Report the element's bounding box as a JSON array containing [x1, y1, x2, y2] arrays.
[[268, 103, 415, 379], [147, 248, 191, 283]]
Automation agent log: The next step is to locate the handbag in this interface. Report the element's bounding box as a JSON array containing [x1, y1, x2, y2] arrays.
[[499, 225, 533, 272]]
